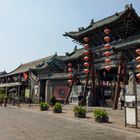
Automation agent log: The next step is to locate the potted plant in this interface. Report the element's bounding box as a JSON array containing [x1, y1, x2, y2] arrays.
[[53, 102, 62, 113], [50, 96, 57, 107], [93, 108, 109, 123], [73, 106, 86, 118], [40, 102, 49, 111]]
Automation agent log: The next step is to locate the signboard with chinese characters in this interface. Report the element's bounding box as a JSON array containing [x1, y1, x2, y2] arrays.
[[125, 95, 135, 102], [125, 94, 138, 127], [125, 74, 138, 127], [25, 88, 30, 98], [126, 108, 136, 125]]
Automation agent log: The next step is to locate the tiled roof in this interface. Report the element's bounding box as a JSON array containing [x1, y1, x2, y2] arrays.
[[0, 71, 7, 76], [40, 73, 68, 80], [63, 48, 84, 61], [112, 34, 140, 50], [63, 34, 140, 68], [64, 5, 140, 39], [0, 55, 56, 77]]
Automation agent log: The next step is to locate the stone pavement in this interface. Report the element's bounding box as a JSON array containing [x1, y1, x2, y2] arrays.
[[10, 103, 140, 134], [1, 106, 140, 140]]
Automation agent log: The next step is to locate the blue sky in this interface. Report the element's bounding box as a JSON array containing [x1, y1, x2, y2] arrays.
[[0, 0, 140, 72]]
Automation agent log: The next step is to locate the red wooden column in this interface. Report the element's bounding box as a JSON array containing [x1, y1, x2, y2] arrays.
[[113, 53, 123, 110]]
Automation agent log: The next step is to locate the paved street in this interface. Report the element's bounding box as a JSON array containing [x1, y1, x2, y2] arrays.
[[0, 106, 140, 140]]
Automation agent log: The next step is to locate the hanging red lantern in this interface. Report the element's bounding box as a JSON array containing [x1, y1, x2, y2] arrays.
[[84, 62, 90, 67], [68, 74, 73, 79], [136, 64, 140, 70], [104, 51, 111, 57], [83, 56, 89, 61], [68, 68, 73, 73], [136, 49, 140, 55], [84, 44, 90, 49], [67, 79, 72, 84], [84, 68, 89, 74], [83, 50, 90, 55], [136, 73, 140, 79], [104, 44, 111, 50], [104, 36, 111, 42], [136, 56, 140, 62], [68, 63, 72, 67], [105, 58, 111, 64], [105, 65, 111, 71], [104, 28, 111, 35], [84, 37, 90, 43]]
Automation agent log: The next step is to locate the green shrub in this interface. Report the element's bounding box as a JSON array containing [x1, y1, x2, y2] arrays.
[[54, 102, 62, 110], [50, 96, 57, 106], [53, 102, 62, 113], [73, 106, 86, 113], [40, 102, 49, 111], [93, 108, 108, 119]]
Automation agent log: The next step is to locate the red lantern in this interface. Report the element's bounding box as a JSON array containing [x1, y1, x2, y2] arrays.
[[83, 50, 90, 55], [104, 28, 110, 35], [136, 73, 140, 79], [104, 44, 111, 50], [136, 56, 140, 62], [84, 69, 89, 74], [104, 36, 111, 42], [84, 37, 90, 43], [68, 68, 73, 73], [68, 63, 72, 67], [136, 49, 140, 55], [84, 62, 89, 67], [68, 74, 73, 79], [105, 65, 111, 71], [84, 44, 90, 49], [104, 51, 111, 57], [83, 56, 89, 61], [67, 80, 72, 84], [105, 58, 111, 64], [136, 64, 140, 70]]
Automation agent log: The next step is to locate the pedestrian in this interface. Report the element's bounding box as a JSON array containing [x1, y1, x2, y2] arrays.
[[119, 89, 124, 110], [4, 97, 8, 107], [78, 92, 83, 106]]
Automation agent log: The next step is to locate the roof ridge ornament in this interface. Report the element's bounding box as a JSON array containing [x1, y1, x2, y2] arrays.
[[74, 46, 77, 52], [115, 12, 119, 16], [55, 52, 57, 56], [90, 19, 94, 25], [78, 27, 84, 31], [125, 4, 133, 10]]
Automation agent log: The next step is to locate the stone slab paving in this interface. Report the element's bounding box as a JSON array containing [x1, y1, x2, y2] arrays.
[[8, 103, 140, 133], [0, 105, 140, 140]]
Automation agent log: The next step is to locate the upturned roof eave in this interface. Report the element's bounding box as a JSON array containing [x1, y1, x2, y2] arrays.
[[64, 6, 140, 41], [0, 55, 56, 78], [112, 34, 140, 50]]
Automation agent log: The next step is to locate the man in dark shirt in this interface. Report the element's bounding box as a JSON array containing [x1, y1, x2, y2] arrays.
[[4, 97, 8, 107], [78, 92, 83, 106]]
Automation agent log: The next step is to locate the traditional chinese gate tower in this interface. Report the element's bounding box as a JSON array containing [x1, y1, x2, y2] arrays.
[[64, 4, 140, 108]]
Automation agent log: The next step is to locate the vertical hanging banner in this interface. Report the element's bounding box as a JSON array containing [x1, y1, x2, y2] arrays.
[[23, 72, 28, 81]]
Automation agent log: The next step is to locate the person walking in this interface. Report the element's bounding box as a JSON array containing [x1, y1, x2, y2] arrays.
[[78, 92, 83, 106], [119, 89, 125, 110], [4, 97, 8, 107]]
